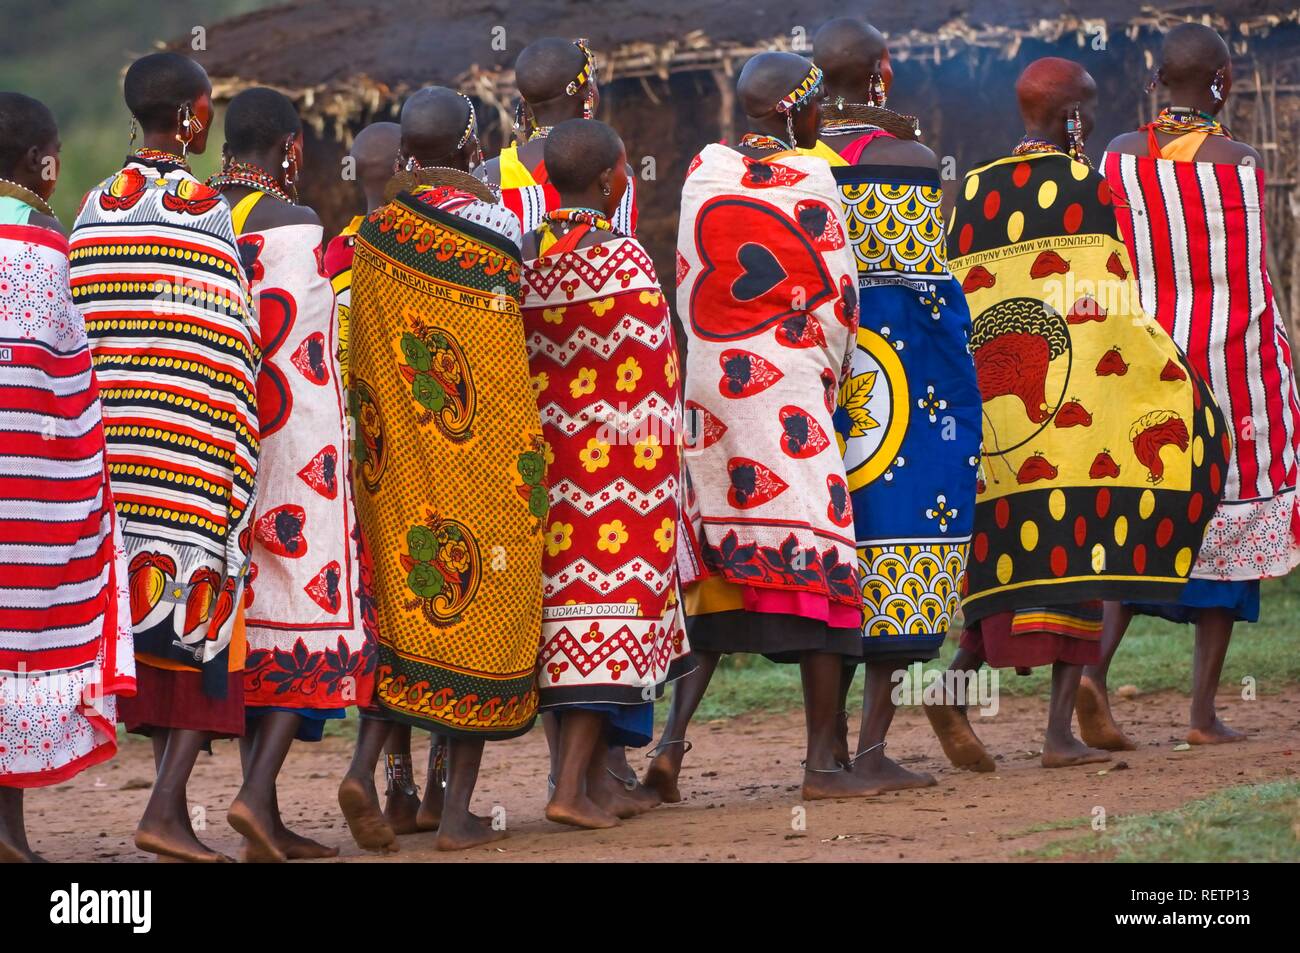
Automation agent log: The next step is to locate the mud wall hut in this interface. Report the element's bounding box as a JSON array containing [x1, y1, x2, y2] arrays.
[[175, 0, 1300, 328]]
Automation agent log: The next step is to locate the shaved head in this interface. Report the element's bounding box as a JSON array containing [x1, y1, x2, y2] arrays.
[[1015, 57, 1096, 129], [1159, 22, 1230, 89], [737, 51, 818, 118], [813, 18, 887, 90], [350, 121, 400, 204], [515, 37, 588, 103], [0, 92, 57, 180], [543, 118, 623, 192], [400, 86, 472, 163], [124, 52, 210, 132]]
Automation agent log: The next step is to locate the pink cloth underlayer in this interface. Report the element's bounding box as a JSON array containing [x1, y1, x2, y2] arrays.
[[741, 585, 861, 628], [840, 129, 896, 164]]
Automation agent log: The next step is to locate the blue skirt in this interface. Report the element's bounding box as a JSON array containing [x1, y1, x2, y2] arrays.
[[554, 702, 654, 748], [245, 706, 346, 743], [1128, 578, 1260, 624]]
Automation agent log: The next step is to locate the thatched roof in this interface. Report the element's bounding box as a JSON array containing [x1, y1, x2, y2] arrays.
[[178, 0, 1300, 139]]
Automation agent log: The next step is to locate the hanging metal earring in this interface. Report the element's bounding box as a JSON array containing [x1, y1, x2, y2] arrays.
[[129, 118, 138, 151], [176, 103, 198, 158], [511, 99, 524, 145], [1144, 69, 1160, 95], [786, 110, 798, 148], [1211, 67, 1226, 103], [177, 105, 190, 158]]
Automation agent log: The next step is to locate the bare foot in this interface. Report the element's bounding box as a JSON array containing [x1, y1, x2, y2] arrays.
[[1188, 719, 1246, 745], [1076, 676, 1137, 751], [383, 789, 422, 836], [135, 820, 233, 863], [227, 798, 288, 864], [834, 710, 851, 769], [924, 704, 996, 772], [0, 840, 42, 863], [337, 775, 398, 852], [271, 823, 339, 860], [545, 793, 620, 830], [416, 783, 443, 832], [642, 748, 685, 803], [436, 812, 507, 851], [850, 755, 938, 794], [621, 779, 662, 811], [1041, 737, 1112, 768], [590, 770, 655, 819], [802, 765, 904, 800]]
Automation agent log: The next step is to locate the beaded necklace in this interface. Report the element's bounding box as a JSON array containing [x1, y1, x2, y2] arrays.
[[1013, 135, 1092, 168], [385, 164, 499, 204], [208, 161, 293, 203], [820, 119, 885, 137], [738, 132, 793, 152], [822, 101, 922, 140], [1151, 106, 1226, 138], [132, 147, 191, 172], [1011, 136, 1066, 158], [544, 206, 614, 233], [0, 178, 55, 217]]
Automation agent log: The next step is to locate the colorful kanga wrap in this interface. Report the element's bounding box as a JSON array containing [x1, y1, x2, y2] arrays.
[[676, 144, 862, 611], [522, 233, 690, 706], [70, 158, 260, 697], [349, 190, 545, 739], [324, 215, 363, 391], [948, 152, 1227, 621], [0, 219, 137, 786], [823, 155, 982, 659], [1105, 147, 1300, 580], [229, 196, 374, 711], [497, 143, 637, 236]]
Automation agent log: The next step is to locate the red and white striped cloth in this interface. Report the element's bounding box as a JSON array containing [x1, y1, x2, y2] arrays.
[[0, 222, 135, 786], [1105, 151, 1300, 580]]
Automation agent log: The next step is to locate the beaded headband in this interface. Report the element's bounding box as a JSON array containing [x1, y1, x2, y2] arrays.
[[776, 63, 824, 114], [457, 93, 478, 150], [565, 38, 597, 96]]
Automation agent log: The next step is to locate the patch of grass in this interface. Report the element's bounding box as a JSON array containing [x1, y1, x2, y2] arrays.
[[1024, 779, 1300, 862], [1000, 815, 1091, 839]]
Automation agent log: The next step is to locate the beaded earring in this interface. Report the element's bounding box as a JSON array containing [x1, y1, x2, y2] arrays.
[[1066, 104, 1086, 163], [869, 71, 887, 107], [1211, 67, 1226, 103], [281, 138, 299, 203]]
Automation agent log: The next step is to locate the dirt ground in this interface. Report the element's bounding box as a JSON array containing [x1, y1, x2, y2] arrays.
[[28, 687, 1300, 862]]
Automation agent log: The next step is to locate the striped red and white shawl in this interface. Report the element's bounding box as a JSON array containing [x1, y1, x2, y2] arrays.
[[1105, 150, 1300, 580], [0, 221, 135, 786]]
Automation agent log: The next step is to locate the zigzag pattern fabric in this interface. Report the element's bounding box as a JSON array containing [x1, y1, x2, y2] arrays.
[[523, 235, 691, 706]]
